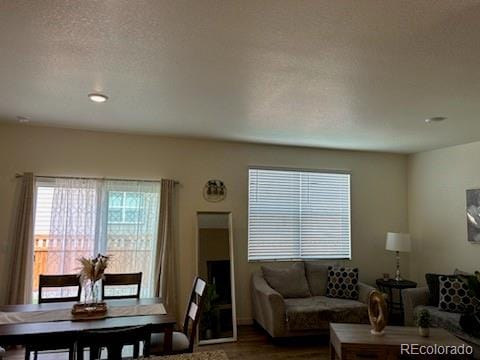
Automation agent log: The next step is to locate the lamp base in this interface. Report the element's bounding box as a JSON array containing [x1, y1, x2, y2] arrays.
[[394, 251, 402, 281]]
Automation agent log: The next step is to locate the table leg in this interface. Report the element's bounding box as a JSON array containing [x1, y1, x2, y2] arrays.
[[330, 343, 336, 360], [163, 324, 173, 355]]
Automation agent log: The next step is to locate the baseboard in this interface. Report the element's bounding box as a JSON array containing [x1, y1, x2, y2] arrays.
[[237, 317, 253, 325]]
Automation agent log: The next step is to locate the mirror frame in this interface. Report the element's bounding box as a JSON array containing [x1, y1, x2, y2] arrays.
[[195, 211, 238, 345]]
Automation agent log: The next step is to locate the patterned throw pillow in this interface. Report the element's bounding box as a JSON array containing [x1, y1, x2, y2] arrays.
[[326, 266, 359, 300], [438, 275, 477, 313]]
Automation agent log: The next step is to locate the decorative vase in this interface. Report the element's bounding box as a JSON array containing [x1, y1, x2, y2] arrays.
[[84, 280, 100, 305], [419, 327, 430, 337]]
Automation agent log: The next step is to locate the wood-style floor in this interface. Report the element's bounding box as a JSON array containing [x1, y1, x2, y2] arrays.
[[201, 325, 330, 359], [4, 325, 330, 359]]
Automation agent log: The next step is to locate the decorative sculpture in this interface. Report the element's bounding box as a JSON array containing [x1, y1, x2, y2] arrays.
[[203, 179, 227, 202], [368, 290, 388, 336]]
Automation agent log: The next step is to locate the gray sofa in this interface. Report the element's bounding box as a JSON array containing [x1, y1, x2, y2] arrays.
[[251, 262, 375, 338], [403, 287, 480, 356]]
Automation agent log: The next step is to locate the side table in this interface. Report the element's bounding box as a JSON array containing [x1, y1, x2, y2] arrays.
[[376, 278, 417, 325]]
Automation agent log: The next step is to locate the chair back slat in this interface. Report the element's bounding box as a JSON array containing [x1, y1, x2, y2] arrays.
[[38, 274, 82, 304], [76, 325, 151, 360], [182, 277, 207, 352], [195, 280, 206, 296], [188, 302, 198, 320], [102, 272, 142, 300]]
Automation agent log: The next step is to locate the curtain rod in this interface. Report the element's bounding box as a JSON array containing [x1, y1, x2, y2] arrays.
[[15, 173, 179, 185]]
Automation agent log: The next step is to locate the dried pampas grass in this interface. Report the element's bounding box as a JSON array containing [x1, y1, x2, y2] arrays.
[[78, 254, 110, 284]]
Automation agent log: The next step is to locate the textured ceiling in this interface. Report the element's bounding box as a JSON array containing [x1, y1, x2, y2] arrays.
[[1, 0, 480, 153]]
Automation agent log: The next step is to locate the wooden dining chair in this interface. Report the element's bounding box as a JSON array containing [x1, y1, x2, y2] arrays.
[[25, 274, 82, 360], [76, 325, 151, 360], [38, 274, 82, 303], [101, 272, 142, 300], [150, 277, 207, 355]]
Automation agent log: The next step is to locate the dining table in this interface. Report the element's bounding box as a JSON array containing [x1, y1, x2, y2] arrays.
[[0, 297, 176, 354]]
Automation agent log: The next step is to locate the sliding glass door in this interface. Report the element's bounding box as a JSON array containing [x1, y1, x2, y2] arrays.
[[101, 180, 160, 299], [32, 177, 160, 302]]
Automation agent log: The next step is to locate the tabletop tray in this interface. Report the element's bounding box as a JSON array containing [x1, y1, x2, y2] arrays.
[[71, 302, 108, 321]]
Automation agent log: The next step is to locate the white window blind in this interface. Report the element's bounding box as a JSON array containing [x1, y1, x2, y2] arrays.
[[248, 168, 351, 261]]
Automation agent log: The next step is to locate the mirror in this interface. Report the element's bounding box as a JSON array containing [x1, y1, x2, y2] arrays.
[[196, 212, 237, 344]]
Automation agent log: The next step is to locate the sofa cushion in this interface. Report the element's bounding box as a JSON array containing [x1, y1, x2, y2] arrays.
[[261, 262, 311, 298], [284, 296, 368, 331], [414, 305, 480, 348], [326, 266, 359, 300], [305, 262, 329, 296], [454, 269, 472, 276], [438, 275, 477, 313], [415, 305, 462, 335]]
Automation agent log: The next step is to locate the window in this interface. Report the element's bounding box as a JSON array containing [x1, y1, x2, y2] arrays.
[[248, 167, 351, 261], [108, 191, 145, 224], [33, 178, 160, 302]]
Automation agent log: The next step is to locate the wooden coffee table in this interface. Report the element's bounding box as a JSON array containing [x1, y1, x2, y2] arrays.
[[330, 323, 471, 359]]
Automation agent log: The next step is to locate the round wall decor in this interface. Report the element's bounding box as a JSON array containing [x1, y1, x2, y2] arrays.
[[203, 179, 227, 202]]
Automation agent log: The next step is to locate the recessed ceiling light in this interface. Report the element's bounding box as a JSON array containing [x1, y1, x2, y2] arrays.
[[425, 116, 447, 124], [17, 116, 30, 123], [88, 93, 109, 103]]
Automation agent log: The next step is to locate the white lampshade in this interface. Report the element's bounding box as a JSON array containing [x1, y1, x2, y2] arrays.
[[385, 232, 411, 252]]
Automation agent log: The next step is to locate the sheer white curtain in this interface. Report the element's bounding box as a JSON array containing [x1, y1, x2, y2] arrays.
[[34, 178, 99, 300], [33, 177, 160, 301], [48, 178, 99, 274]]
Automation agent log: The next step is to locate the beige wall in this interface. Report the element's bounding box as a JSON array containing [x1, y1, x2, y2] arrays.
[[0, 123, 409, 322], [408, 141, 480, 285]]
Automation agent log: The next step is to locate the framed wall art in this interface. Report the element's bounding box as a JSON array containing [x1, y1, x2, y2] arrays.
[[466, 189, 480, 242]]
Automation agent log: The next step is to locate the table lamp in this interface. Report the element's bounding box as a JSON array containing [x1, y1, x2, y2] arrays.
[[385, 232, 411, 281]]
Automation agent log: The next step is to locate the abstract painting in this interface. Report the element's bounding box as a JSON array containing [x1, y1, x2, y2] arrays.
[[466, 189, 480, 242]]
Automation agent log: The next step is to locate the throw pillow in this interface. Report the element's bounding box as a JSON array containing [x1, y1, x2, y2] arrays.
[[326, 266, 359, 300], [304, 262, 329, 296], [438, 275, 477, 313], [425, 273, 451, 306], [454, 269, 472, 276], [261, 262, 311, 298]]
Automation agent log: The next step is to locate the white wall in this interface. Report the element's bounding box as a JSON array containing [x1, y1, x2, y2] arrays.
[[0, 123, 409, 321], [408, 141, 480, 284]]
